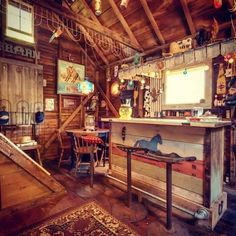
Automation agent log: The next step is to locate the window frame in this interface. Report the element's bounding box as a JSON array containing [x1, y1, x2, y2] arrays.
[[162, 61, 212, 110], [4, 0, 35, 45]]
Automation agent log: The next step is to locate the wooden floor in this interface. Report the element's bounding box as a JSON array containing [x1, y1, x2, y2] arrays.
[[0, 160, 236, 236]]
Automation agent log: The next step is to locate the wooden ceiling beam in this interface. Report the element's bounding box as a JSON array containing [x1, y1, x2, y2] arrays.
[[139, 0, 165, 44], [107, 0, 144, 51], [64, 1, 109, 65], [30, 0, 141, 51], [53, 13, 97, 68], [79, 0, 123, 60], [79, 25, 109, 65], [179, 0, 196, 35], [107, 20, 235, 67]]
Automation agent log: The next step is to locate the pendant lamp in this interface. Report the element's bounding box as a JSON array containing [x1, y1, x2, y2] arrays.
[[120, 0, 129, 10], [95, 0, 102, 16]]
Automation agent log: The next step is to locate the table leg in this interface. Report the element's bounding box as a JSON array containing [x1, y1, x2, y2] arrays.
[[127, 150, 132, 207], [166, 163, 172, 230], [90, 152, 94, 188]]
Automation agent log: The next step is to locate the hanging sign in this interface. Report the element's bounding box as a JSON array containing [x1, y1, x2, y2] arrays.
[[0, 41, 40, 59]]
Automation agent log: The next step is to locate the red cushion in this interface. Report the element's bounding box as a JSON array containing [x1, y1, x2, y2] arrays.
[[81, 136, 104, 144]]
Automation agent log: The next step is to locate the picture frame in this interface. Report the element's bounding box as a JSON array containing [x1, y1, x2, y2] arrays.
[[63, 98, 76, 109], [45, 98, 55, 111], [57, 59, 85, 95]]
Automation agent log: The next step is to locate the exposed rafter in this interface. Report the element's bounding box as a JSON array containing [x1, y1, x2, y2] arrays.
[[107, 0, 144, 51], [79, 0, 123, 60], [180, 0, 196, 35], [139, 0, 165, 44], [63, 1, 109, 65], [30, 0, 141, 51], [106, 19, 235, 67], [79, 24, 109, 65], [53, 13, 97, 68]]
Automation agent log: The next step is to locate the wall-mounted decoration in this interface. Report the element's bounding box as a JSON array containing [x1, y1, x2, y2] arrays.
[[63, 98, 76, 109], [111, 81, 120, 97], [77, 80, 94, 95], [45, 98, 55, 111], [57, 59, 85, 95], [0, 41, 40, 59]]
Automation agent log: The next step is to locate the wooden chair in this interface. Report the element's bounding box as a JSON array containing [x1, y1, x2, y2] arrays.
[[73, 134, 106, 186], [57, 130, 71, 168]]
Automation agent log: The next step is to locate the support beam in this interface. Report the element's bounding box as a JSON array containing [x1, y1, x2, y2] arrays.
[[31, 0, 141, 51], [80, 0, 123, 60], [43, 93, 94, 152], [106, 20, 235, 68], [139, 0, 165, 44], [78, 25, 109, 65], [179, 0, 196, 35], [53, 14, 97, 68], [107, 0, 143, 51], [96, 83, 119, 118]]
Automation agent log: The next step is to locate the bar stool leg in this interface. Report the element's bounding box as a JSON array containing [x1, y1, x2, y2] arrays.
[[166, 163, 172, 230], [127, 150, 132, 207]]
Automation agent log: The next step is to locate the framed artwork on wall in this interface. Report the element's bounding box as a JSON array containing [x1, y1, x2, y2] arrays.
[[45, 98, 55, 111], [57, 59, 85, 95]]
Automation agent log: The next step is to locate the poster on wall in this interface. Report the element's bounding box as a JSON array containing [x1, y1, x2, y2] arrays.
[[57, 59, 85, 95], [45, 98, 55, 111]]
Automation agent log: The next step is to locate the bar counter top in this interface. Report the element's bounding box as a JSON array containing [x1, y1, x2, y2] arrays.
[[101, 117, 231, 128]]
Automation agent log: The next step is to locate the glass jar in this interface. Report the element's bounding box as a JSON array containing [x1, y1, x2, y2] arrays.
[[119, 104, 132, 119], [84, 115, 95, 130]]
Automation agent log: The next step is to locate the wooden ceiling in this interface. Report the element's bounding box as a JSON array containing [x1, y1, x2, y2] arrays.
[[57, 0, 234, 66]]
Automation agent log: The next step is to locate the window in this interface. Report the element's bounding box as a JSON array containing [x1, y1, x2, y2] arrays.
[[5, 0, 34, 43], [162, 63, 212, 110]]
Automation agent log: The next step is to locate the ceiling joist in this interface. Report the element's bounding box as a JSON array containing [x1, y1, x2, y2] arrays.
[[180, 0, 196, 35], [139, 0, 165, 45], [31, 0, 141, 51], [107, 0, 144, 52], [79, 0, 123, 60], [53, 13, 97, 68]]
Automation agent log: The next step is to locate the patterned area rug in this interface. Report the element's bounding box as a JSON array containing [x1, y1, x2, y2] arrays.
[[20, 201, 139, 236]]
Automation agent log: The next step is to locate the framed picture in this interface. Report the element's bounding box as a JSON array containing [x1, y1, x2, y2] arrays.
[[63, 98, 76, 109], [57, 59, 85, 95], [45, 98, 55, 111]]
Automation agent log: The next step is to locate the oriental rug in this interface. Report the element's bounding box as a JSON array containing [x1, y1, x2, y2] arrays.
[[20, 201, 139, 236]]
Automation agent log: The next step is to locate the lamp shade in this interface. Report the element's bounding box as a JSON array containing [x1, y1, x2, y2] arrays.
[[78, 80, 94, 95]]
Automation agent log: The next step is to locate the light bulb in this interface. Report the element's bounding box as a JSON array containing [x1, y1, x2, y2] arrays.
[[229, 58, 234, 64], [183, 68, 187, 75], [121, 78, 125, 83], [95, 0, 102, 16], [129, 80, 134, 86], [204, 65, 210, 71], [141, 78, 145, 84]]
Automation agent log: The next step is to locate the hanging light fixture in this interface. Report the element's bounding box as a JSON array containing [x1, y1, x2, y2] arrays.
[[120, 0, 129, 10], [95, 0, 102, 16]]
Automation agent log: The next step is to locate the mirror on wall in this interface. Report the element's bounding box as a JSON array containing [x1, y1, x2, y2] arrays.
[[162, 63, 212, 110]]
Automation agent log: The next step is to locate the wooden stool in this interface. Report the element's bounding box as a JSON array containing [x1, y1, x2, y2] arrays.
[[146, 150, 196, 232], [20, 144, 42, 166], [116, 145, 148, 207]]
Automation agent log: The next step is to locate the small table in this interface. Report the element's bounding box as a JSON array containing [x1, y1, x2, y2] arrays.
[[66, 128, 109, 168], [19, 144, 42, 166]]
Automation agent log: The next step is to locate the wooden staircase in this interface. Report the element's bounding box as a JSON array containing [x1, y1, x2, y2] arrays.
[[0, 133, 65, 211]]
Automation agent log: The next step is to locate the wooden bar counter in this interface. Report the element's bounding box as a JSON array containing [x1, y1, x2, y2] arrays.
[[101, 118, 231, 230]]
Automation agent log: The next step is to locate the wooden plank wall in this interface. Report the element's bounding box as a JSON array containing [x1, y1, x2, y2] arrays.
[[0, 5, 97, 160]]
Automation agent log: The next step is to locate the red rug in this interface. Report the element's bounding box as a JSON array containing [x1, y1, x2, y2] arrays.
[[20, 201, 139, 235]]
